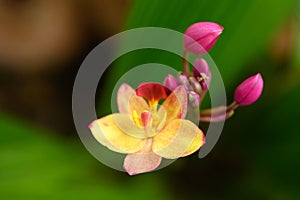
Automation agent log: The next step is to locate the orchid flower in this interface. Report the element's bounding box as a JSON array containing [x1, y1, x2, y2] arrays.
[[89, 21, 264, 175], [89, 83, 205, 175]]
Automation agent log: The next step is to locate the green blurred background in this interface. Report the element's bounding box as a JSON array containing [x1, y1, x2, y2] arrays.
[[1, 0, 300, 199]]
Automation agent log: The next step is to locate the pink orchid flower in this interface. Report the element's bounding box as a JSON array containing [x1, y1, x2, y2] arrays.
[[89, 83, 205, 175]]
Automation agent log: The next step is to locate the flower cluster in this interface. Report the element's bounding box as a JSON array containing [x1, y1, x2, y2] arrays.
[[89, 22, 264, 175], [164, 22, 264, 122]]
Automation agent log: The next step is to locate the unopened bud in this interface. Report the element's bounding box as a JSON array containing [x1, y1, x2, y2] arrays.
[[188, 91, 200, 108], [177, 74, 193, 91], [234, 73, 264, 106], [184, 22, 224, 54], [193, 58, 211, 91], [163, 74, 178, 91], [193, 58, 211, 78], [189, 77, 202, 94]]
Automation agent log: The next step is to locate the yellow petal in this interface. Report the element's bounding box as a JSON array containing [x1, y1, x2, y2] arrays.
[[89, 114, 147, 154], [180, 128, 205, 157], [152, 119, 205, 159], [117, 83, 149, 115], [157, 86, 187, 124], [154, 105, 167, 132]]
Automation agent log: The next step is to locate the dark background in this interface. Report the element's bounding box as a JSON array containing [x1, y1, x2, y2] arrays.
[[1, 0, 300, 199]]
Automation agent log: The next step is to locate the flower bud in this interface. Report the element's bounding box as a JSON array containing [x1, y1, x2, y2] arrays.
[[177, 74, 192, 91], [193, 58, 211, 78], [188, 91, 200, 108], [163, 74, 178, 91], [199, 75, 209, 91], [189, 77, 202, 94], [184, 22, 224, 54], [234, 73, 264, 106]]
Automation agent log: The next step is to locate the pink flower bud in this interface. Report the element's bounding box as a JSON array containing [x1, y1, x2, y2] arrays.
[[234, 73, 264, 106], [177, 74, 193, 91], [193, 58, 211, 78], [163, 74, 178, 91], [193, 58, 211, 90], [188, 91, 200, 108], [184, 22, 224, 54], [189, 77, 202, 94]]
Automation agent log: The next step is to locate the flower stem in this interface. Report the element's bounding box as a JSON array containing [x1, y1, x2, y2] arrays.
[[183, 50, 190, 76], [199, 101, 239, 122], [227, 101, 239, 111]]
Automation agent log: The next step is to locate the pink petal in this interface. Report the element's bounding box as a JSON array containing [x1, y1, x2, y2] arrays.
[[123, 139, 162, 175], [123, 152, 162, 175]]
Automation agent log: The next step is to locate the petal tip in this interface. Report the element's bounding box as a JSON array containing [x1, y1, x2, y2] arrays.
[[88, 122, 93, 129], [123, 169, 139, 176], [124, 167, 138, 176], [184, 22, 224, 54], [88, 120, 96, 129]]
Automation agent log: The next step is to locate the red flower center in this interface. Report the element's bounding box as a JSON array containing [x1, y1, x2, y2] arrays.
[[136, 83, 171, 106]]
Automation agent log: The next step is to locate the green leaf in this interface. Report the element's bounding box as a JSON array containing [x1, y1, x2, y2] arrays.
[[294, 10, 300, 68], [0, 114, 171, 200]]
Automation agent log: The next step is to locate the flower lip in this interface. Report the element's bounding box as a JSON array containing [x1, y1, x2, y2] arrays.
[[136, 83, 171, 105], [234, 73, 264, 106]]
